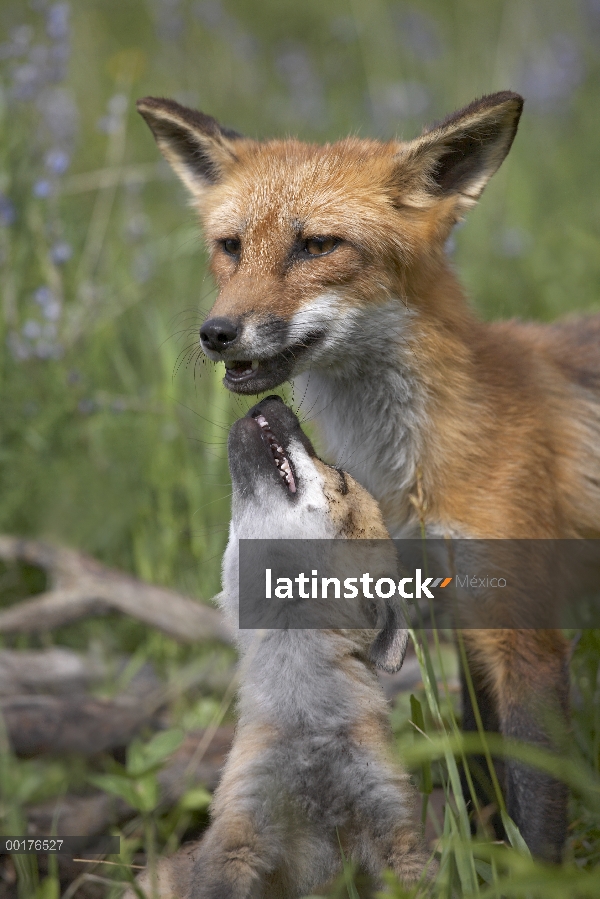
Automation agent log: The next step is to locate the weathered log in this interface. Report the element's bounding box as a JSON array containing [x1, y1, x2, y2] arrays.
[[26, 726, 234, 838], [0, 535, 233, 645], [0, 646, 234, 699], [1, 650, 235, 757], [28, 792, 129, 841], [1, 693, 163, 756], [0, 647, 107, 696]]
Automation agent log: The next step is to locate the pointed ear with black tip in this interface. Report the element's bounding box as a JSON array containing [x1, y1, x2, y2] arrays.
[[398, 91, 523, 215], [136, 96, 242, 198], [369, 599, 409, 674]]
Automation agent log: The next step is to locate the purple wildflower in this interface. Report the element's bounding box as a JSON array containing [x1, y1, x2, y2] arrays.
[[78, 398, 96, 415], [50, 241, 72, 264], [0, 195, 16, 226], [23, 320, 42, 340], [44, 147, 70, 175], [33, 180, 53, 198], [46, 3, 70, 41]]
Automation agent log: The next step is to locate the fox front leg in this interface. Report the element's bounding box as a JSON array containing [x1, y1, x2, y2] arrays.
[[459, 652, 505, 839], [462, 629, 570, 862]]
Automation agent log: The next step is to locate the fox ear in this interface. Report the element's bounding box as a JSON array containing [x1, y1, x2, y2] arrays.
[[400, 91, 523, 213], [136, 97, 242, 198], [369, 601, 409, 673]]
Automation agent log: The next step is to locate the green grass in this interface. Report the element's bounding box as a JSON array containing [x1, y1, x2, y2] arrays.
[[0, 0, 599, 895]]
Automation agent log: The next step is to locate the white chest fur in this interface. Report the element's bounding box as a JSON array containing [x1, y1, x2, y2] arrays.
[[292, 301, 427, 536]]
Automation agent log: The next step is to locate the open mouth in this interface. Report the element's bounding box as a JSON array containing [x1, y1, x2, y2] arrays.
[[224, 360, 260, 383], [253, 412, 297, 494], [223, 331, 325, 393]]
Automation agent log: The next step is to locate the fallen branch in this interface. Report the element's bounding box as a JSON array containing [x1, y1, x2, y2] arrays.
[[0, 650, 235, 756], [1, 692, 164, 756], [26, 726, 234, 837], [0, 535, 233, 645], [0, 647, 107, 696]]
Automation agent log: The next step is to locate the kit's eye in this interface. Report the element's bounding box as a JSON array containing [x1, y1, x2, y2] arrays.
[[222, 238, 241, 257], [304, 237, 339, 256]]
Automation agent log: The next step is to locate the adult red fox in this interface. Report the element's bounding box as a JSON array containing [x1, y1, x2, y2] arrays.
[[138, 91, 600, 861]]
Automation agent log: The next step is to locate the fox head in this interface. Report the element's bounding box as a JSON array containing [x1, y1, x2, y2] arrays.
[[137, 92, 522, 394], [222, 395, 408, 672]]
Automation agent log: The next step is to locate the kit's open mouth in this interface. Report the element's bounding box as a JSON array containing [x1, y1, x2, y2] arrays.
[[252, 412, 297, 494]]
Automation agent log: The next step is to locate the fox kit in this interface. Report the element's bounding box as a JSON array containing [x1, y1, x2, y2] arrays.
[[128, 396, 428, 899], [137, 91, 600, 859]]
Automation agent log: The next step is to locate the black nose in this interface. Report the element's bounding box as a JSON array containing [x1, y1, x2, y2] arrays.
[[200, 317, 239, 353]]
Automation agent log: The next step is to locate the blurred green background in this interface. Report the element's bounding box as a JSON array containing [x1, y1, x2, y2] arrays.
[[1, 1, 600, 896], [1, 0, 599, 595]]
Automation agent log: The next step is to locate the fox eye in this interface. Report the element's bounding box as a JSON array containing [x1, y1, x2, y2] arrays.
[[221, 237, 241, 257], [303, 237, 339, 256]]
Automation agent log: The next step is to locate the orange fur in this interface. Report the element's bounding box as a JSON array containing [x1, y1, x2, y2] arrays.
[[137, 91, 594, 860]]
